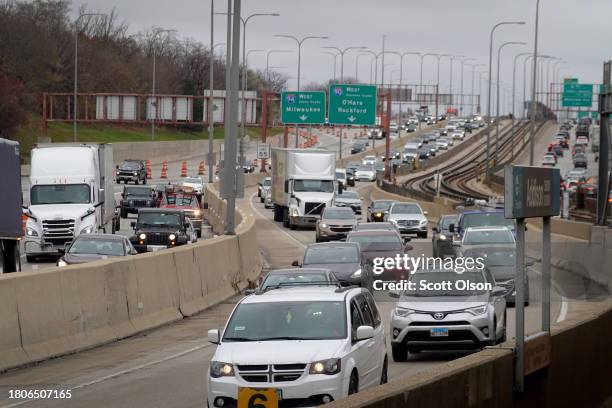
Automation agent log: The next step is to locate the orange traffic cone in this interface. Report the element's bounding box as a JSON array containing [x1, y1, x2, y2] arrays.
[[198, 161, 205, 175], [146, 160, 152, 179], [180, 161, 188, 177], [160, 161, 168, 179]]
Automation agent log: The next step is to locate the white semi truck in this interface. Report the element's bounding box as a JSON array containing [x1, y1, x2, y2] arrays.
[[271, 148, 337, 229], [24, 144, 117, 261]]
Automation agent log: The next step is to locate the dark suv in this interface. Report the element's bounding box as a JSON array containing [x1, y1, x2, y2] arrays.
[[119, 186, 156, 218], [129, 208, 196, 253], [116, 160, 147, 184]]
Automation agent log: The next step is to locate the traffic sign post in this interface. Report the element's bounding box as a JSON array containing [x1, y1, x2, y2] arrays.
[[257, 143, 270, 160], [504, 165, 560, 392], [280, 91, 326, 125]]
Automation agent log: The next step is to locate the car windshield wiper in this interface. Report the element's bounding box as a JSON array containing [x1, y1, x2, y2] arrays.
[[256, 336, 307, 341], [223, 337, 256, 342]]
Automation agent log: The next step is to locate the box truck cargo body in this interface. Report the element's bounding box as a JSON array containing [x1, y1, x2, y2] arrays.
[[0, 138, 23, 272]]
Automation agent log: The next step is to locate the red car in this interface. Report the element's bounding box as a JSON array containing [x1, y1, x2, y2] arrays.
[[159, 190, 204, 237]]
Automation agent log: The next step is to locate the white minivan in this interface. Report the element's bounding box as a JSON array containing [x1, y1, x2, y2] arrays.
[[206, 286, 388, 407]]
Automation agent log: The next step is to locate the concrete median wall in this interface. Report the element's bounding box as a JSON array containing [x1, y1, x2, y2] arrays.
[[113, 139, 224, 166], [0, 184, 260, 373], [326, 300, 612, 408]]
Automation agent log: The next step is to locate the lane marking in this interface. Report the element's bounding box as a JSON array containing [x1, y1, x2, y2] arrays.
[[248, 193, 306, 249], [0, 343, 211, 408], [529, 265, 569, 323]]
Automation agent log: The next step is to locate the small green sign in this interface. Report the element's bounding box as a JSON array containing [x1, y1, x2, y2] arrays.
[[577, 111, 598, 119], [280, 91, 326, 124], [328, 84, 377, 125], [562, 83, 593, 107]]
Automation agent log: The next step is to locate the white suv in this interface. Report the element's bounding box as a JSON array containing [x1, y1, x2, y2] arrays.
[[206, 286, 388, 407]]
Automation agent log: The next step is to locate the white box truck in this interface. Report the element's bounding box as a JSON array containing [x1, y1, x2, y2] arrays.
[[24, 144, 118, 261], [271, 148, 337, 229]]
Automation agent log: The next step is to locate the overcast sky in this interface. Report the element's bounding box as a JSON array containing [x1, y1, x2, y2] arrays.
[[73, 0, 612, 108]]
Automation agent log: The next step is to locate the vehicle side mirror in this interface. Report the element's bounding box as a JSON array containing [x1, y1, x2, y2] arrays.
[[284, 180, 289, 193], [130, 221, 136, 228], [432, 226, 439, 233], [492, 286, 507, 297], [291, 260, 300, 267], [404, 243, 413, 251], [423, 211, 428, 215], [207, 329, 220, 344], [184, 222, 190, 228], [448, 223, 455, 233], [355, 325, 374, 341], [244, 288, 255, 295], [202, 202, 209, 210]]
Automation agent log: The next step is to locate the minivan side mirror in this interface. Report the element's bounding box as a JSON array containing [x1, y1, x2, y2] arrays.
[[355, 325, 374, 341], [448, 223, 455, 233], [291, 260, 300, 267], [208, 329, 220, 344]]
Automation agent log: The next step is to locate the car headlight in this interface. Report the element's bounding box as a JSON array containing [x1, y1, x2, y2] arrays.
[[319, 223, 327, 228], [80, 226, 94, 234], [210, 361, 235, 378], [465, 305, 488, 316], [289, 207, 299, 217], [26, 227, 38, 237], [394, 307, 415, 317], [116, 170, 120, 175], [419, 219, 428, 225], [133, 172, 138, 175], [169, 233, 177, 241], [193, 209, 201, 216], [309, 358, 341, 375], [139, 233, 147, 240], [350, 269, 361, 278], [374, 212, 383, 217], [439, 234, 447, 240], [57, 260, 67, 267]]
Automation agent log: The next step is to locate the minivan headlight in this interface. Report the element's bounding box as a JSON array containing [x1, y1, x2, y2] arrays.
[[309, 358, 341, 375], [210, 361, 235, 378], [465, 305, 488, 316]]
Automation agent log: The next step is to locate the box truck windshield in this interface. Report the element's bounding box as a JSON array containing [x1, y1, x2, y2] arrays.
[[30, 184, 91, 205], [293, 180, 334, 193]]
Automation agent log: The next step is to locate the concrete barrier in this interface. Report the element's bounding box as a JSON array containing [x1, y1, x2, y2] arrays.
[[326, 300, 612, 408], [0, 184, 260, 373]]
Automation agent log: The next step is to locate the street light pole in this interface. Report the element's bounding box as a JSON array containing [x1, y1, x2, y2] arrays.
[[322, 51, 339, 81], [486, 20, 525, 178], [355, 53, 372, 82], [73, 12, 106, 142], [511, 53, 531, 153], [447, 55, 463, 110], [528, 0, 541, 167], [265, 49, 293, 81], [208, 0, 215, 183], [459, 57, 476, 115], [466, 63, 485, 115], [496, 42, 526, 164], [150, 27, 177, 141]]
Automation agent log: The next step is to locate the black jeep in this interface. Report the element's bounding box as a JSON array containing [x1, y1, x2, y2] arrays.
[[129, 208, 196, 253], [119, 186, 156, 218]]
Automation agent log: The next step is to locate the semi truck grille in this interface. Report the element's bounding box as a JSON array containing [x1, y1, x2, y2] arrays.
[[42, 219, 75, 246], [304, 202, 325, 215]]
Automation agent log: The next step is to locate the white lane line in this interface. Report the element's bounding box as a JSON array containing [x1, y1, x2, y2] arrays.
[[529, 265, 569, 323], [248, 193, 306, 249], [0, 343, 211, 408]]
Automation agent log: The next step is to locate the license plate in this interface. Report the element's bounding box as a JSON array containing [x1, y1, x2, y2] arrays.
[[237, 387, 281, 407], [147, 245, 166, 252], [430, 327, 449, 337]]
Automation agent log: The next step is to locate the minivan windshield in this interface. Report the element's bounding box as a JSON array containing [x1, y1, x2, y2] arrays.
[[69, 238, 125, 256], [31, 184, 90, 205], [223, 301, 347, 341]]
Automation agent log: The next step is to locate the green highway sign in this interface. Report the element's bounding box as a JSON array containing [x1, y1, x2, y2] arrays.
[[281, 91, 326, 124], [328, 84, 377, 125], [562, 83, 593, 107], [577, 111, 598, 119], [563, 78, 578, 84]]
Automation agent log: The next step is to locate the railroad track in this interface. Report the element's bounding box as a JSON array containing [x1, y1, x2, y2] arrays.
[[401, 120, 543, 204]]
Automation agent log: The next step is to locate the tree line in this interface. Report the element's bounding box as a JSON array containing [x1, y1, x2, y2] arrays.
[[0, 0, 287, 138]]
